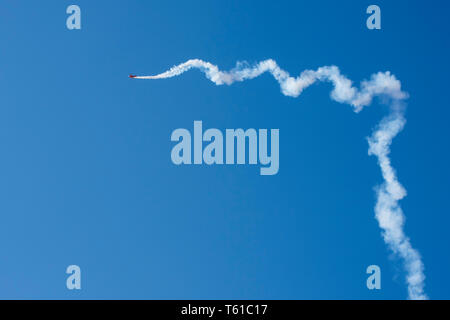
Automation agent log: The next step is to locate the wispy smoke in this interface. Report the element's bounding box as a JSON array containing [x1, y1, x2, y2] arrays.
[[136, 59, 427, 299]]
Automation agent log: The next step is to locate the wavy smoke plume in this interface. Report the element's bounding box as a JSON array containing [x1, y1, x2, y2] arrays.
[[135, 59, 427, 299]]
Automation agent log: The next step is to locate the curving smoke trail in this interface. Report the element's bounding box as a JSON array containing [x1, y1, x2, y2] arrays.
[[135, 59, 427, 299]]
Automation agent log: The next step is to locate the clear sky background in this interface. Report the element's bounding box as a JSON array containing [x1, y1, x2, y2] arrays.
[[0, 1, 449, 299]]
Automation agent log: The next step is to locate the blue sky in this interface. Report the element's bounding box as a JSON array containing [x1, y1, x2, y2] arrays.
[[0, 0, 449, 299]]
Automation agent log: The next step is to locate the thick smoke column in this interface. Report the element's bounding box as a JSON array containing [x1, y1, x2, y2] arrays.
[[136, 59, 427, 299]]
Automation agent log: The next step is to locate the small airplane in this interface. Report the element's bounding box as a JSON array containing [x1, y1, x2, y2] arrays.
[[129, 74, 137, 78]]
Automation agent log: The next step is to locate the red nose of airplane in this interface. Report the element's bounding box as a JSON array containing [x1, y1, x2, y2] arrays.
[[129, 75, 136, 78]]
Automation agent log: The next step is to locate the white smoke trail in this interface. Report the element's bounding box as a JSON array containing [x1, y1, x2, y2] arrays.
[[136, 59, 427, 299]]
